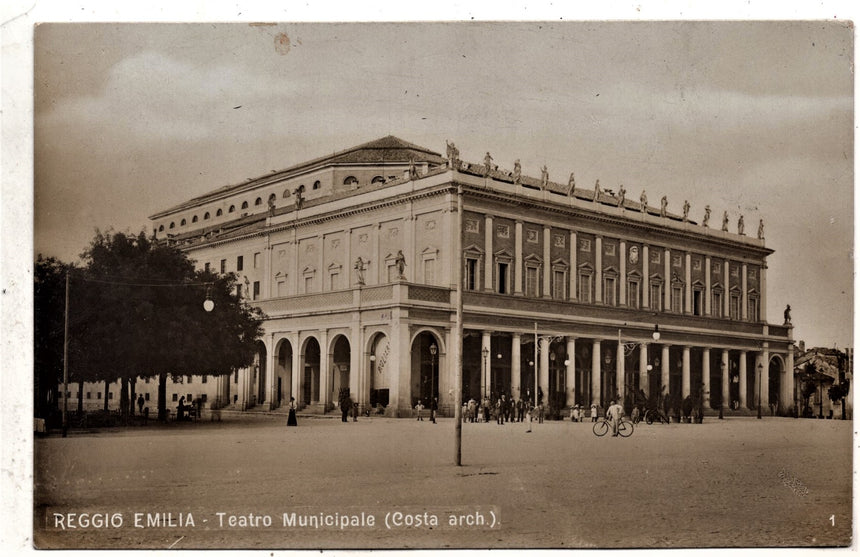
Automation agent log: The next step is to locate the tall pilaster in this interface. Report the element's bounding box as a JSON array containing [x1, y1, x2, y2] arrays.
[[266, 333, 277, 410], [569, 231, 578, 301], [616, 340, 625, 401], [642, 245, 650, 308], [319, 329, 330, 407], [539, 336, 550, 402], [702, 348, 711, 404], [514, 221, 524, 295], [742, 263, 749, 320], [723, 261, 730, 318], [721, 350, 730, 412], [595, 236, 603, 303], [760, 346, 770, 412], [484, 214, 494, 291], [511, 333, 522, 400], [543, 226, 551, 298], [705, 256, 712, 316], [566, 338, 576, 406], [760, 262, 768, 322], [685, 252, 692, 314], [591, 340, 601, 406], [619, 240, 627, 306], [682, 346, 691, 398], [664, 248, 671, 311], [661, 344, 671, 395], [639, 343, 649, 398]]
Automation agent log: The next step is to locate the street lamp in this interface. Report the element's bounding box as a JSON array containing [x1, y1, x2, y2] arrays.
[[429, 343, 437, 422], [481, 347, 489, 399], [757, 362, 763, 419]]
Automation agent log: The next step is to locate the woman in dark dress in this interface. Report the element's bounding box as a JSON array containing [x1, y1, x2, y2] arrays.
[[287, 397, 298, 426]]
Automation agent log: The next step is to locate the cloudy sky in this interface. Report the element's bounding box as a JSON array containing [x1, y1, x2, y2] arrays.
[[31, 20, 853, 348]]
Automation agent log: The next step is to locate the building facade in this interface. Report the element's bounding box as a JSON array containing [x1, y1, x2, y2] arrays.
[[141, 135, 794, 417]]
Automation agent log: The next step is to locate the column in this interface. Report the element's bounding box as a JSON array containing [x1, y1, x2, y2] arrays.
[[543, 226, 551, 298], [682, 346, 691, 398], [721, 350, 729, 412], [723, 261, 730, 318], [344, 229, 352, 288], [319, 330, 330, 407], [661, 345, 670, 395], [642, 244, 650, 308], [264, 244, 273, 298], [639, 343, 649, 398], [739, 351, 748, 409], [591, 340, 601, 406], [292, 334, 302, 406], [595, 236, 603, 303], [539, 336, 550, 403], [350, 322, 362, 409], [482, 331, 491, 398], [616, 340, 625, 401], [663, 248, 671, 311], [291, 236, 299, 295], [266, 333, 277, 410], [619, 240, 627, 306], [484, 214, 494, 291], [372, 224, 381, 285], [742, 262, 749, 320], [565, 338, 576, 406], [685, 252, 692, 314], [760, 262, 768, 322], [705, 256, 712, 316], [784, 344, 795, 415], [407, 214, 416, 282], [569, 231, 577, 301], [511, 333, 521, 400], [702, 348, 711, 405], [514, 221, 523, 295], [761, 346, 770, 413], [318, 235, 324, 292]]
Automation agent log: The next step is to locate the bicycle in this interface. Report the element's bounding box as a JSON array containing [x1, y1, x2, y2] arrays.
[[643, 407, 669, 425], [592, 416, 633, 437]]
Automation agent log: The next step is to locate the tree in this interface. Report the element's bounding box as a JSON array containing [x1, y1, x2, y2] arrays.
[[34, 230, 265, 424]]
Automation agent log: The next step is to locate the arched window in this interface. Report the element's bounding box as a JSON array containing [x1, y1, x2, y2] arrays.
[[268, 193, 277, 203], [203, 212, 210, 220], [169, 222, 175, 229], [180, 218, 187, 226], [371, 175, 385, 185], [241, 201, 249, 210], [216, 209, 223, 217], [343, 176, 358, 186], [254, 197, 262, 206], [228, 205, 235, 213], [158, 225, 164, 232], [192, 215, 198, 223], [313, 181, 321, 190]]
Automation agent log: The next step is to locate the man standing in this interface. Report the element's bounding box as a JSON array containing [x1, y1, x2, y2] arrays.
[[607, 399, 624, 437]]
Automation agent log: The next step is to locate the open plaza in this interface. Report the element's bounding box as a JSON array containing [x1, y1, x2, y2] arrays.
[[34, 414, 852, 549]]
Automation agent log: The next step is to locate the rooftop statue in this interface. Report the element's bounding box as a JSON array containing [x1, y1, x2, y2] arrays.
[[354, 256, 367, 286], [721, 211, 729, 232], [738, 215, 745, 235], [540, 165, 549, 190], [703, 205, 711, 227], [446, 140, 460, 168], [757, 218, 765, 240], [408, 158, 420, 180], [594, 179, 601, 201], [783, 304, 792, 325], [640, 190, 648, 213], [660, 195, 668, 217], [293, 184, 305, 210], [682, 200, 690, 221], [567, 172, 576, 196], [395, 250, 407, 279], [512, 159, 522, 185], [617, 185, 626, 207], [483, 152, 494, 177]]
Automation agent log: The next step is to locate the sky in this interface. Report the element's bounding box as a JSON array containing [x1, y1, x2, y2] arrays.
[[27, 18, 855, 349]]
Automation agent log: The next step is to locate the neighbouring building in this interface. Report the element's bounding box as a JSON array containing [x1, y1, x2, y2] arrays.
[[793, 347, 853, 419], [77, 135, 798, 418]]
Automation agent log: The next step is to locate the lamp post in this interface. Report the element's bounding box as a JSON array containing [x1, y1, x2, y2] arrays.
[[757, 362, 763, 419], [429, 343, 437, 423], [481, 347, 489, 400], [719, 362, 725, 419]]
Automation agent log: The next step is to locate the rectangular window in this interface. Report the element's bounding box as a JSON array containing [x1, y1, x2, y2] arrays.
[[423, 259, 435, 284], [304, 276, 313, 293], [672, 286, 683, 313], [97, 392, 102, 399], [172, 393, 178, 402], [693, 289, 703, 316], [187, 375, 193, 384], [628, 281, 641, 309], [144, 393, 150, 401], [465, 258, 478, 291], [108, 392, 114, 400], [578, 273, 593, 303], [730, 294, 741, 320], [144, 376, 150, 384], [86, 391, 91, 399], [712, 292, 723, 318], [253, 281, 260, 299], [651, 284, 663, 311], [748, 298, 759, 322], [237, 255, 244, 271], [387, 264, 397, 282], [552, 269, 565, 299], [234, 371, 238, 384], [220, 259, 226, 274], [604, 277, 617, 306], [204, 262, 210, 273], [201, 394, 208, 403], [254, 252, 261, 269], [498, 263, 509, 294], [202, 375, 208, 384], [329, 273, 339, 291], [277, 279, 287, 297], [525, 266, 539, 297]]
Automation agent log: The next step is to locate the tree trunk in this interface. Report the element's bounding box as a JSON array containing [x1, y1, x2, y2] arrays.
[[120, 376, 129, 423], [158, 371, 168, 421], [130, 379, 136, 417], [77, 379, 84, 414], [103, 381, 110, 412]]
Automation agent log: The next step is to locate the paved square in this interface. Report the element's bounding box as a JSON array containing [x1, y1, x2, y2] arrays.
[[34, 415, 851, 549]]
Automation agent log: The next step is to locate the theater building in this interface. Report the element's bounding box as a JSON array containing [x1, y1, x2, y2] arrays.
[[148, 135, 795, 417]]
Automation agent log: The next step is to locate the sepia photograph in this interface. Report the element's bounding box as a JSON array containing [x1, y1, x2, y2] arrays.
[[10, 5, 856, 553]]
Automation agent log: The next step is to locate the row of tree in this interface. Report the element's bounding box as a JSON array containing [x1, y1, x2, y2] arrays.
[[35, 230, 265, 423]]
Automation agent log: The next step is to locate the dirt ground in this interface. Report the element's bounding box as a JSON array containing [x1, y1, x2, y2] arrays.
[[32, 414, 853, 549]]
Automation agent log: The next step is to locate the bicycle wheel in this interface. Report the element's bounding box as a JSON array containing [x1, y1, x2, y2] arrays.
[[592, 420, 609, 437], [618, 420, 634, 437]]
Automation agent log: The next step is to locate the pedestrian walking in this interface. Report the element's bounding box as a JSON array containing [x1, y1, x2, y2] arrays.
[[352, 401, 359, 422], [538, 402, 544, 424], [482, 397, 490, 423], [137, 394, 145, 417], [341, 396, 352, 422], [590, 403, 599, 422], [430, 397, 438, 424], [525, 403, 534, 432], [287, 397, 298, 426], [415, 401, 424, 421]]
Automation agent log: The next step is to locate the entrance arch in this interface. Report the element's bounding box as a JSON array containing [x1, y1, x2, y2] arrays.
[[411, 331, 442, 408], [368, 332, 391, 408], [275, 339, 293, 408], [301, 337, 321, 406], [769, 355, 783, 415], [330, 335, 351, 406]]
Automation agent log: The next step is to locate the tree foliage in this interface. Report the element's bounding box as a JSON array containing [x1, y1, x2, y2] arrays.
[[34, 230, 265, 419]]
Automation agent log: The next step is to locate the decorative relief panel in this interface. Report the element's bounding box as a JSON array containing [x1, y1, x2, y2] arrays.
[[526, 229, 539, 243], [388, 227, 399, 239], [650, 250, 661, 264], [359, 233, 369, 244], [497, 224, 510, 238], [672, 254, 682, 268], [425, 220, 436, 230], [628, 246, 639, 265], [553, 234, 565, 248], [713, 262, 722, 274], [730, 265, 740, 278], [331, 239, 341, 249], [748, 268, 757, 280], [465, 219, 480, 233], [579, 239, 591, 252], [604, 243, 616, 257], [693, 258, 702, 271]]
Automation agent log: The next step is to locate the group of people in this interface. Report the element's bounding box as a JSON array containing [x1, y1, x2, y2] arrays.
[[568, 403, 600, 423], [462, 395, 541, 425]]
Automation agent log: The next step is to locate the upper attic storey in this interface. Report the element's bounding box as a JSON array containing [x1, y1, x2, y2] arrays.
[[149, 136, 446, 237]]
